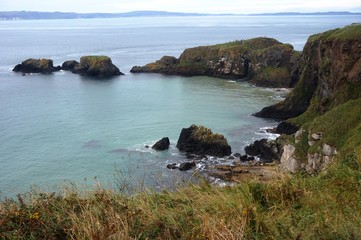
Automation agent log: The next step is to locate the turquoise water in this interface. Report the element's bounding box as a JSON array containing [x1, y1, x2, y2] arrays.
[[0, 16, 359, 196]]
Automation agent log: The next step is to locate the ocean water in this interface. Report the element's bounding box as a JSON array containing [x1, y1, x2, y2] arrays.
[[0, 15, 359, 196]]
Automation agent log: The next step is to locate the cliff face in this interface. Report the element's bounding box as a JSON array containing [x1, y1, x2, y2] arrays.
[[253, 24, 361, 174], [255, 24, 361, 120], [131, 37, 300, 88]]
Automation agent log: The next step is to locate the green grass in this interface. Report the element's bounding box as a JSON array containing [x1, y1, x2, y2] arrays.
[[261, 67, 290, 80], [80, 56, 111, 66], [308, 23, 361, 43], [1, 157, 360, 239], [326, 23, 361, 41], [288, 98, 361, 163]]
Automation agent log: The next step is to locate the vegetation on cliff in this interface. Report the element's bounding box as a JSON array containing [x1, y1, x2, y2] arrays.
[[131, 37, 300, 87], [252, 24, 361, 175], [289, 98, 361, 164], [255, 23, 361, 120]]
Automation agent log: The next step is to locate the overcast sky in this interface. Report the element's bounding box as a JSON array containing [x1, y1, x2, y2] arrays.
[[1, 0, 361, 14]]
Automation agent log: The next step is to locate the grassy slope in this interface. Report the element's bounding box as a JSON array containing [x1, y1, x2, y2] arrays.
[[1, 158, 360, 239], [289, 89, 361, 163]]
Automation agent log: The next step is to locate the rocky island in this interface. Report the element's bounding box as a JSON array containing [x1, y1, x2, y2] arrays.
[[131, 37, 301, 87], [13, 55, 123, 77], [13, 58, 61, 74]]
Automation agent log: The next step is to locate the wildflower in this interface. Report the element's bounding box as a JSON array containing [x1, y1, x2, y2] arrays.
[[30, 212, 39, 220]]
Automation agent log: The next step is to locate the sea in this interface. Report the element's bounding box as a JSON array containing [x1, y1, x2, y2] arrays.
[[0, 15, 359, 196]]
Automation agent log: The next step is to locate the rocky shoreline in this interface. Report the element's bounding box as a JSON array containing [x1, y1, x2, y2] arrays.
[[147, 24, 361, 183], [11, 23, 361, 184]]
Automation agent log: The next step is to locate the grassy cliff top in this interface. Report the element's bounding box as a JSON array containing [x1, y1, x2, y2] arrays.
[[80, 55, 111, 63], [308, 23, 361, 42], [208, 37, 285, 52]]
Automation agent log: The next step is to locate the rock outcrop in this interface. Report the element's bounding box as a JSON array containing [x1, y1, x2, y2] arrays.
[[13, 58, 61, 74], [131, 37, 300, 88], [244, 138, 283, 163], [176, 125, 231, 157], [152, 137, 170, 151], [276, 121, 299, 135], [61, 60, 79, 71], [70, 56, 123, 77], [255, 24, 361, 119]]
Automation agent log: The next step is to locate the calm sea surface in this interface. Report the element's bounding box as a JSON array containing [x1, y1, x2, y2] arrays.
[[0, 15, 359, 196]]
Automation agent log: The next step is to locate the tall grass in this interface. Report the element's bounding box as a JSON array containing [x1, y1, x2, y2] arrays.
[[1, 154, 360, 239]]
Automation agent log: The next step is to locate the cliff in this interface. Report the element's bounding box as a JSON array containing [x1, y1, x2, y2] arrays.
[[131, 37, 300, 87], [255, 24, 361, 120], [253, 24, 361, 174]]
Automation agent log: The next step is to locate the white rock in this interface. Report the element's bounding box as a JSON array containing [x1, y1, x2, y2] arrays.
[[307, 153, 321, 172], [280, 144, 301, 173], [322, 144, 333, 156], [308, 140, 315, 147], [311, 132, 322, 140]]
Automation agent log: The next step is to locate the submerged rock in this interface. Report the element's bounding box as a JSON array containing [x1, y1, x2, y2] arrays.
[[178, 161, 196, 171], [13, 58, 61, 74], [152, 137, 170, 151], [176, 124, 231, 157], [166, 163, 178, 170], [71, 56, 123, 77]]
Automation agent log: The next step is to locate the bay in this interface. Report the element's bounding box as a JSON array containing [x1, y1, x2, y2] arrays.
[[0, 15, 359, 196]]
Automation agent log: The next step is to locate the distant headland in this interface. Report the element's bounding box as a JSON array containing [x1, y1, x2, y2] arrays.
[[1, 10, 360, 20]]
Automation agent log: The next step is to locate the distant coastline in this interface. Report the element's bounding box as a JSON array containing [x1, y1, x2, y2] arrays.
[[1, 10, 361, 20]]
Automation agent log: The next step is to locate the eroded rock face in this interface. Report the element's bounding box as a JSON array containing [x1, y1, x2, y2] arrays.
[[176, 125, 231, 157], [71, 56, 123, 77], [13, 58, 61, 74], [255, 24, 361, 119], [131, 37, 300, 88]]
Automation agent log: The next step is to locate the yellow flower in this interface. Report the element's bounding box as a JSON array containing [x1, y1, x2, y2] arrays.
[[30, 212, 39, 220]]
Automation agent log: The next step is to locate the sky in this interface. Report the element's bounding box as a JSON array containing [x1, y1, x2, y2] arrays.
[[1, 0, 361, 14]]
